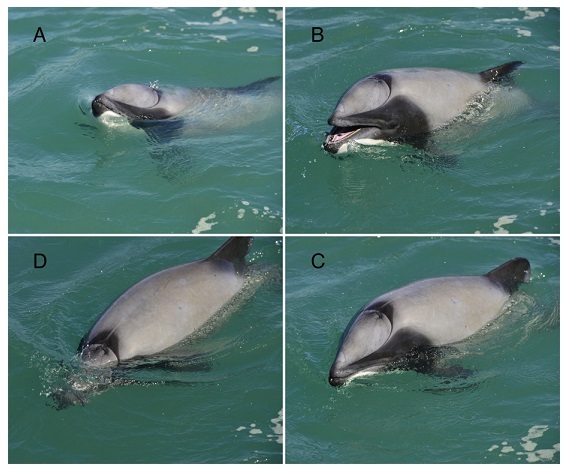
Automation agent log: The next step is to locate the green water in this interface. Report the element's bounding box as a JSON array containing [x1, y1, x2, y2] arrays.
[[6, 5, 561, 466], [286, 7, 559, 234], [9, 237, 283, 463], [9, 7, 283, 234], [285, 236, 559, 463]]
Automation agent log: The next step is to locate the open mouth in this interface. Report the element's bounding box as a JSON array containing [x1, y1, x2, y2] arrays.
[[323, 126, 364, 154], [326, 126, 362, 142], [324, 126, 362, 147]]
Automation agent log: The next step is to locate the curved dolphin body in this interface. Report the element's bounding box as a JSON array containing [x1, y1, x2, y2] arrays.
[[329, 257, 530, 386], [92, 77, 281, 140], [323, 61, 523, 154], [78, 237, 253, 368]]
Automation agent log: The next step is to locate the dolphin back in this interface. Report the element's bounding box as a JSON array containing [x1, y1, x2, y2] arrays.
[[208, 237, 253, 274], [485, 257, 530, 294]]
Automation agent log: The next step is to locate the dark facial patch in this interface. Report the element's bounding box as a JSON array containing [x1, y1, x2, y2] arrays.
[[324, 95, 431, 153], [91, 91, 173, 120], [349, 327, 433, 371]]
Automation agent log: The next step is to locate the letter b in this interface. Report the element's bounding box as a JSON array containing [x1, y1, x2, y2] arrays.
[[312, 27, 324, 42]]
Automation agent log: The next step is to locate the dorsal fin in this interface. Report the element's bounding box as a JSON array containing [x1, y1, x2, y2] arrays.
[[231, 76, 281, 94], [208, 237, 253, 274], [485, 257, 530, 294], [479, 61, 523, 83]]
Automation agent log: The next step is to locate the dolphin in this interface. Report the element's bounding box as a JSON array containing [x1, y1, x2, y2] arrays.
[[329, 257, 530, 386], [323, 61, 523, 154], [78, 237, 253, 368], [91, 77, 281, 140]]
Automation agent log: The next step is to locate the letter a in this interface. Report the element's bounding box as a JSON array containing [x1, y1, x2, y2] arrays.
[[33, 27, 46, 42]]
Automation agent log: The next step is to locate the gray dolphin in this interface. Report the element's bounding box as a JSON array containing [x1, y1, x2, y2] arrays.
[[323, 61, 523, 154], [92, 77, 280, 139], [78, 237, 253, 368], [329, 257, 530, 386]]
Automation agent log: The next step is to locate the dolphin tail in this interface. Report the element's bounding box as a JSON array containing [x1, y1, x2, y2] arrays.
[[484, 257, 531, 294], [233, 76, 281, 93], [209, 237, 253, 273], [479, 61, 524, 83]]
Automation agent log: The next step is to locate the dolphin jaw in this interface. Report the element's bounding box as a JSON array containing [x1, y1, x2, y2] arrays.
[[329, 363, 386, 387], [324, 125, 389, 154], [329, 350, 386, 387]]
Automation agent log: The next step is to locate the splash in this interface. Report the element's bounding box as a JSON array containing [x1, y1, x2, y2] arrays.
[[192, 212, 218, 233]]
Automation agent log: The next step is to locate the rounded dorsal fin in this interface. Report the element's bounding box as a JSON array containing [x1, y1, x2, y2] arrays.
[[208, 237, 253, 273], [485, 257, 530, 293], [479, 61, 524, 83]]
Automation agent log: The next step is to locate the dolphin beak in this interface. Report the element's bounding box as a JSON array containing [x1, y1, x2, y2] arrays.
[[91, 94, 108, 117], [329, 375, 346, 387], [329, 351, 349, 386]]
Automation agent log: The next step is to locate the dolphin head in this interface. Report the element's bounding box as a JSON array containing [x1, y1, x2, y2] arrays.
[[79, 343, 119, 367], [92, 84, 174, 120], [323, 73, 430, 153], [324, 74, 395, 154], [329, 302, 394, 386]]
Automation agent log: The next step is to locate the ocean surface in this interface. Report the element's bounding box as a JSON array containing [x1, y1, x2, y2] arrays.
[[5, 5, 561, 466], [8, 237, 282, 463], [9, 7, 283, 234], [286, 7, 559, 234], [285, 236, 559, 463]]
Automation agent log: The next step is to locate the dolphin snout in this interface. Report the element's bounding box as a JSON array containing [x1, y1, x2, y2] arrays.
[[91, 94, 108, 117], [329, 375, 346, 387], [329, 351, 348, 387]]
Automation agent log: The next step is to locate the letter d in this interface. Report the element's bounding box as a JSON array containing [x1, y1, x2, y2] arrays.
[[34, 253, 47, 269]]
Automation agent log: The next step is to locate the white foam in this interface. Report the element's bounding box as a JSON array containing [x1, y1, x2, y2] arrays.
[[515, 28, 532, 37], [235, 411, 283, 444], [211, 7, 226, 18], [210, 35, 227, 42], [213, 16, 237, 26], [268, 9, 283, 22], [493, 214, 517, 234], [191, 212, 217, 234], [487, 425, 559, 462]]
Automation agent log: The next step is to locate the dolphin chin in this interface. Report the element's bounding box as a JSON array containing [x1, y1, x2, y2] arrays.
[[329, 258, 530, 387]]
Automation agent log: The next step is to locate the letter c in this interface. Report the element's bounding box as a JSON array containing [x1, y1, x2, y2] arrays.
[[312, 253, 325, 269]]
